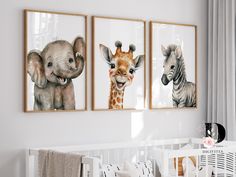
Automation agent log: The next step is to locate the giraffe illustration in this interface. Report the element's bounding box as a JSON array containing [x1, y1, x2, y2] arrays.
[[99, 41, 144, 109]]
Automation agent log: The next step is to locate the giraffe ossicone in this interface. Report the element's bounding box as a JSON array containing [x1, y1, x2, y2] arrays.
[[99, 41, 144, 109]]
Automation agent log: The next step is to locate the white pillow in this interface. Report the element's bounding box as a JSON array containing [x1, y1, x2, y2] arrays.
[[101, 164, 122, 177], [116, 171, 130, 177], [198, 166, 213, 177], [119, 161, 154, 177], [101, 161, 154, 177]]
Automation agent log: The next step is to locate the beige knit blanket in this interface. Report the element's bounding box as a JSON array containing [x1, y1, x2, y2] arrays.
[[38, 150, 83, 177]]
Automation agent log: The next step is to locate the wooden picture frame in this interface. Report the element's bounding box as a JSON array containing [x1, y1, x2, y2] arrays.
[[150, 21, 197, 109], [24, 9, 87, 112], [92, 16, 146, 111]]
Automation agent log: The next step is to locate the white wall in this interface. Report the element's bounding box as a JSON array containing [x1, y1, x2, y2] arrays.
[[0, 0, 208, 177]]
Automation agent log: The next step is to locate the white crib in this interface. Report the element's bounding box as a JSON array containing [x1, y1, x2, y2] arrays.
[[27, 138, 236, 177]]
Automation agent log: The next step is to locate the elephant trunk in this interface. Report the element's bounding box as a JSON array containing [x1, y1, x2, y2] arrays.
[[53, 54, 84, 80]]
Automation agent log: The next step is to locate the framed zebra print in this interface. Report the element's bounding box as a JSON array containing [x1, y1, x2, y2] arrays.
[[150, 21, 197, 109]]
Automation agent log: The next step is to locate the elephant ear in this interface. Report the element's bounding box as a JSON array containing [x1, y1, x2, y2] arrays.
[[72, 37, 85, 77], [27, 51, 47, 88], [73, 36, 85, 59]]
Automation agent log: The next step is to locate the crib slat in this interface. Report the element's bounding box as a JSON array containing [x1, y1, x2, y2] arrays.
[[205, 155, 208, 177], [144, 147, 148, 161], [233, 152, 236, 177], [215, 153, 218, 177], [162, 152, 169, 177], [26, 150, 34, 177], [186, 156, 189, 177], [116, 149, 119, 164], [107, 151, 110, 164], [196, 156, 199, 177], [175, 157, 178, 177], [224, 153, 226, 177], [136, 147, 139, 161]]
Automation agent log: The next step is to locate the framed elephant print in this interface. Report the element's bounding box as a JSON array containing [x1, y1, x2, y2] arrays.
[[150, 21, 197, 109], [24, 10, 87, 112], [92, 16, 146, 110]]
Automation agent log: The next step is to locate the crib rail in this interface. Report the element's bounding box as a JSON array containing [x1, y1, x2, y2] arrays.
[[28, 137, 192, 155]]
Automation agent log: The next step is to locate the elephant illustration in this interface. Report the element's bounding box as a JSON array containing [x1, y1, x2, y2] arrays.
[[27, 37, 85, 111]]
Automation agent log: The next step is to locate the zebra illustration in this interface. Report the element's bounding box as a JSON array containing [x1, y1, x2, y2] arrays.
[[161, 44, 196, 108]]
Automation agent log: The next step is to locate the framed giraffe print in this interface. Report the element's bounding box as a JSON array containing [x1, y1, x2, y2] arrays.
[[24, 9, 87, 112], [150, 21, 197, 109], [92, 16, 146, 110]]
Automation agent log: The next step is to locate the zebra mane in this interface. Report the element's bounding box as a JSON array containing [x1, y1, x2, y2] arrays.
[[164, 44, 184, 62], [164, 44, 187, 81], [164, 44, 179, 57]]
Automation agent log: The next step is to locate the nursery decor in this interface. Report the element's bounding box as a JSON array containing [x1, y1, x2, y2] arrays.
[[24, 9, 87, 112], [92, 16, 146, 110], [150, 21, 197, 109]]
